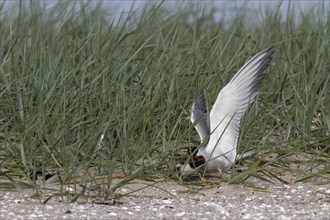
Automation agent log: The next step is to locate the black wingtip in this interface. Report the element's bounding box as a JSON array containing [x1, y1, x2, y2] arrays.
[[197, 90, 205, 99], [249, 46, 274, 93]]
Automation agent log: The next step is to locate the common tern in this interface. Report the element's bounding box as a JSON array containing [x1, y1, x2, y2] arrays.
[[189, 47, 274, 178]]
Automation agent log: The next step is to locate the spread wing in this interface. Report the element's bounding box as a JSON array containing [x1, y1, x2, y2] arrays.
[[206, 47, 274, 162], [190, 90, 210, 143]]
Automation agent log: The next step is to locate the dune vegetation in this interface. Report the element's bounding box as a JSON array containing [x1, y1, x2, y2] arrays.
[[0, 1, 329, 200]]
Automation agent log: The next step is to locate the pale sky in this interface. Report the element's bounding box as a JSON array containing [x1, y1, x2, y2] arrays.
[[2, 0, 329, 23]]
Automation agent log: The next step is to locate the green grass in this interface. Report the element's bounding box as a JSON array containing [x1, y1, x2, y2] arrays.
[[0, 1, 329, 200]]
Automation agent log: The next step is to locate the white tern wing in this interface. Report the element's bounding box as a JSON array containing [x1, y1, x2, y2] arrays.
[[202, 47, 274, 171]]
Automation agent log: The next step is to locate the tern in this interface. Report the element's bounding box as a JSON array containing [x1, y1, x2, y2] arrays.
[[189, 47, 274, 178]]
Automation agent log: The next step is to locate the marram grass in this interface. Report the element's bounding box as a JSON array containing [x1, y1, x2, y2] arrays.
[[0, 1, 329, 200]]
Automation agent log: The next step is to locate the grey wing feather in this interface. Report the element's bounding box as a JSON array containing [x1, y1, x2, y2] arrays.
[[190, 90, 210, 142]]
